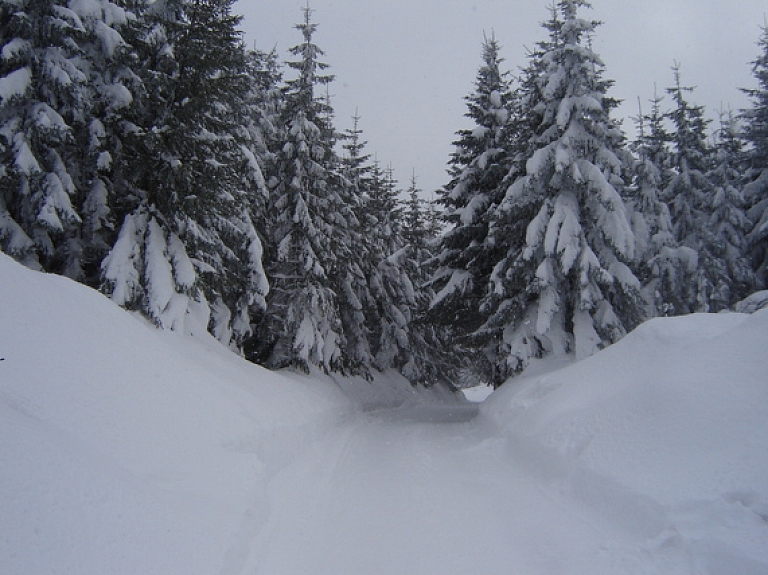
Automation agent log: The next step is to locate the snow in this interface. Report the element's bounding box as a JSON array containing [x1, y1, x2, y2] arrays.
[[11, 132, 40, 176], [484, 310, 768, 572], [0, 38, 31, 62], [429, 269, 472, 309], [735, 290, 768, 313], [101, 208, 144, 306], [70, 0, 102, 19], [2, 252, 767, 575], [462, 383, 494, 402], [104, 81, 133, 110], [0, 67, 31, 104], [0, 252, 352, 575]]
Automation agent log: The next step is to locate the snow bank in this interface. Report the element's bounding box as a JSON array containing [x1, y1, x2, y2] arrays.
[[483, 310, 768, 572], [0, 253, 352, 575]]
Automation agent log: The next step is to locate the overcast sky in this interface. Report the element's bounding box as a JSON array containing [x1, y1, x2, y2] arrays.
[[233, 0, 766, 195]]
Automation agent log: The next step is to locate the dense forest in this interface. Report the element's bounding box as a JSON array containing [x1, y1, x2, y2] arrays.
[[1, 0, 767, 387]]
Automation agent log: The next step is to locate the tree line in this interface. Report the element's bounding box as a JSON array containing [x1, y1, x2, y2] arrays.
[[1, 0, 766, 388], [430, 2, 768, 385], [0, 0, 445, 385]]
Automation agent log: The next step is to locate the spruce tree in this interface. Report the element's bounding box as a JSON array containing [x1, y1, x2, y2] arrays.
[[69, 0, 143, 286], [101, 0, 268, 347], [240, 46, 282, 208], [255, 6, 358, 373], [430, 34, 514, 341], [340, 115, 430, 381], [475, 5, 570, 383], [702, 110, 756, 307], [397, 171, 458, 385], [0, 0, 88, 272], [626, 93, 694, 316], [664, 65, 712, 250], [742, 24, 768, 287], [479, 1, 644, 383], [402, 173, 430, 253], [663, 65, 750, 311]]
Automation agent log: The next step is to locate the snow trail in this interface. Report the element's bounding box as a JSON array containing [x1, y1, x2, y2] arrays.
[[249, 402, 637, 575]]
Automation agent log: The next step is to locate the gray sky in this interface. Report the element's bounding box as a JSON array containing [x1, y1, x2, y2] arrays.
[[234, 1, 766, 195]]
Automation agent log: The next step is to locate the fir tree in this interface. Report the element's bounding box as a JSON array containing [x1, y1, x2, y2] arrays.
[[479, 1, 644, 383], [742, 24, 768, 287]]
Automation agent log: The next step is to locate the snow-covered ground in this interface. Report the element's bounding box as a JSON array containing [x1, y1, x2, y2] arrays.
[[2, 252, 767, 574]]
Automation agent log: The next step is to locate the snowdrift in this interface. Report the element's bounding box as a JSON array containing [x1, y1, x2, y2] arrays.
[[0, 253, 354, 575], [483, 309, 768, 572]]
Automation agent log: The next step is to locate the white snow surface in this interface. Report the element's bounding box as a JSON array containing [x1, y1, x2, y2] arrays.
[[0, 67, 31, 104], [1, 251, 767, 575]]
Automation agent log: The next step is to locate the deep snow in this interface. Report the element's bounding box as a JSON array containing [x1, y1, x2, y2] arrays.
[[1, 252, 767, 574]]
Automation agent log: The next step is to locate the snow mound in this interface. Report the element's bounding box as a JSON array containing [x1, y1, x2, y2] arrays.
[[735, 289, 768, 313], [0, 253, 352, 575], [483, 310, 768, 572]]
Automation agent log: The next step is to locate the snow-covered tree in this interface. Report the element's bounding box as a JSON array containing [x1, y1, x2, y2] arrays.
[[102, 0, 269, 347], [700, 110, 756, 308], [430, 34, 514, 341], [663, 65, 748, 311], [68, 0, 143, 285], [254, 6, 360, 373], [402, 173, 431, 253], [664, 66, 712, 248], [240, 46, 281, 206], [742, 24, 768, 287], [0, 0, 88, 272], [625, 93, 695, 316], [479, 1, 645, 383], [339, 115, 407, 375]]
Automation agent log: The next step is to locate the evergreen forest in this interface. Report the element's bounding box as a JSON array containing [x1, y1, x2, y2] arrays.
[[2, 0, 767, 388]]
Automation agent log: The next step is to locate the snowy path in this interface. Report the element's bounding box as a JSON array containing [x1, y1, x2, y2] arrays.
[[244, 402, 642, 575]]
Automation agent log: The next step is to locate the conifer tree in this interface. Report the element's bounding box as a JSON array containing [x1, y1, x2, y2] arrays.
[[702, 110, 756, 307], [627, 97, 672, 268], [473, 5, 571, 383], [626, 93, 694, 316], [664, 65, 712, 248], [255, 6, 360, 373], [478, 1, 644, 383], [340, 115, 431, 380], [430, 34, 514, 339], [663, 65, 749, 311], [70, 0, 141, 286], [397, 171, 459, 385], [742, 24, 768, 287], [402, 173, 430, 254], [374, 162, 404, 249], [240, 46, 281, 207], [101, 0, 269, 346], [0, 0, 89, 272]]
